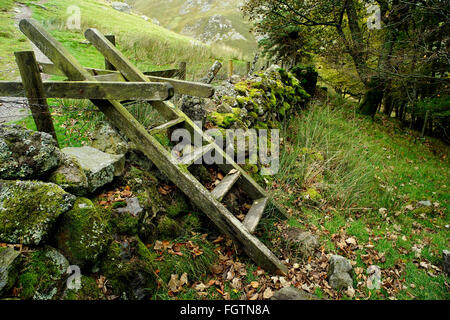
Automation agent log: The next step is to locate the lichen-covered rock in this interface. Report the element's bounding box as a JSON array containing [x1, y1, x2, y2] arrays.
[[90, 121, 130, 155], [0, 124, 62, 179], [49, 155, 89, 196], [100, 236, 157, 300], [62, 275, 105, 300], [0, 247, 23, 296], [55, 198, 111, 266], [180, 96, 207, 124], [328, 255, 353, 290], [0, 180, 75, 245], [284, 227, 319, 259], [289, 64, 318, 97], [18, 246, 69, 300], [62, 146, 124, 192]]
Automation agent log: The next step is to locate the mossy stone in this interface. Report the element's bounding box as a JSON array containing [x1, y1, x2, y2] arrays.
[[157, 216, 183, 239], [100, 236, 157, 300], [55, 198, 111, 266], [62, 275, 105, 300], [18, 247, 69, 300], [0, 180, 76, 245]]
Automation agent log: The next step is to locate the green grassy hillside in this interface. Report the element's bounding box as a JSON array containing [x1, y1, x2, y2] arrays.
[[0, 0, 249, 81], [129, 0, 257, 58]]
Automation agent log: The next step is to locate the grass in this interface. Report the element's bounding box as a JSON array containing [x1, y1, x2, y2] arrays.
[[0, 0, 254, 81], [268, 94, 449, 300]]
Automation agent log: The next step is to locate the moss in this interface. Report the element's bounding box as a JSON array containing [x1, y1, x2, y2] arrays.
[[0, 180, 75, 245], [152, 131, 171, 148], [157, 216, 183, 239], [55, 198, 111, 266], [208, 112, 239, 128], [18, 247, 68, 300], [234, 81, 249, 95], [181, 213, 202, 232], [166, 192, 190, 218], [301, 188, 322, 201], [112, 201, 127, 209], [109, 209, 140, 236], [63, 276, 105, 300], [411, 206, 434, 216], [100, 236, 157, 299]]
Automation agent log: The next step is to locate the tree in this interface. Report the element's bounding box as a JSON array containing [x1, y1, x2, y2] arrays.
[[242, 0, 449, 122]]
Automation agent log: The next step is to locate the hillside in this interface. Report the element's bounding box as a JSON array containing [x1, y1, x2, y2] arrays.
[[129, 0, 258, 56], [0, 0, 248, 81]]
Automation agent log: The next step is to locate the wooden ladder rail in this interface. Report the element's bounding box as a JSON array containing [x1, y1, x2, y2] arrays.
[[19, 18, 287, 275]]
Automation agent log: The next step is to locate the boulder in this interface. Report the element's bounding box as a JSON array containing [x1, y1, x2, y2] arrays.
[[0, 124, 61, 179], [0, 180, 75, 245], [443, 250, 450, 276], [62, 146, 124, 192], [0, 247, 22, 295], [284, 227, 319, 259], [271, 286, 321, 300], [328, 255, 353, 290], [111, 2, 131, 13], [18, 246, 69, 300], [90, 121, 130, 155], [49, 155, 89, 196], [55, 198, 111, 266], [100, 236, 157, 300], [110, 197, 144, 236]]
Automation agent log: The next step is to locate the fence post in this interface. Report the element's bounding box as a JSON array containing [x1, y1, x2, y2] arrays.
[[421, 110, 430, 138], [246, 61, 251, 76], [228, 59, 233, 78], [104, 35, 116, 71], [15, 51, 58, 145], [178, 61, 186, 80]]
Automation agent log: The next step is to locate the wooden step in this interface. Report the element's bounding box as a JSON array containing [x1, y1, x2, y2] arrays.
[[243, 197, 268, 233], [178, 143, 215, 166], [211, 170, 241, 201], [149, 117, 184, 134]]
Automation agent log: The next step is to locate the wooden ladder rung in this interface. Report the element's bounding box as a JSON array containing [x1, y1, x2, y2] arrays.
[[211, 170, 241, 201], [149, 117, 184, 134], [179, 143, 215, 166], [243, 197, 268, 233]]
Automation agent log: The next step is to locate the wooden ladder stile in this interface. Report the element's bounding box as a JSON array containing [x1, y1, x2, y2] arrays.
[[19, 18, 288, 275]]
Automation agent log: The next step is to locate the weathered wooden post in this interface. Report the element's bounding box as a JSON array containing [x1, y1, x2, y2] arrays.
[[421, 110, 430, 138], [178, 61, 186, 80], [246, 61, 251, 76], [228, 59, 233, 78], [14, 51, 58, 145], [104, 35, 116, 71]]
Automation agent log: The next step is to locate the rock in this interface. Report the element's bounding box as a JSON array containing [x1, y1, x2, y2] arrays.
[[49, 155, 89, 196], [151, 18, 160, 26], [328, 255, 353, 290], [111, 2, 131, 13], [443, 250, 450, 276], [0, 247, 22, 295], [62, 146, 124, 192], [284, 227, 319, 258], [90, 121, 130, 155], [110, 197, 144, 236], [418, 200, 432, 207], [18, 246, 69, 300], [180, 96, 206, 124], [271, 286, 321, 300], [0, 180, 75, 245], [62, 275, 105, 300], [55, 198, 111, 266], [157, 216, 183, 239], [229, 74, 241, 84], [0, 124, 61, 179], [100, 236, 157, 300]]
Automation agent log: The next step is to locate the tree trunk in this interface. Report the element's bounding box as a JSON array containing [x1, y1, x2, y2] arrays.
[[359, 77, 384, 117]]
